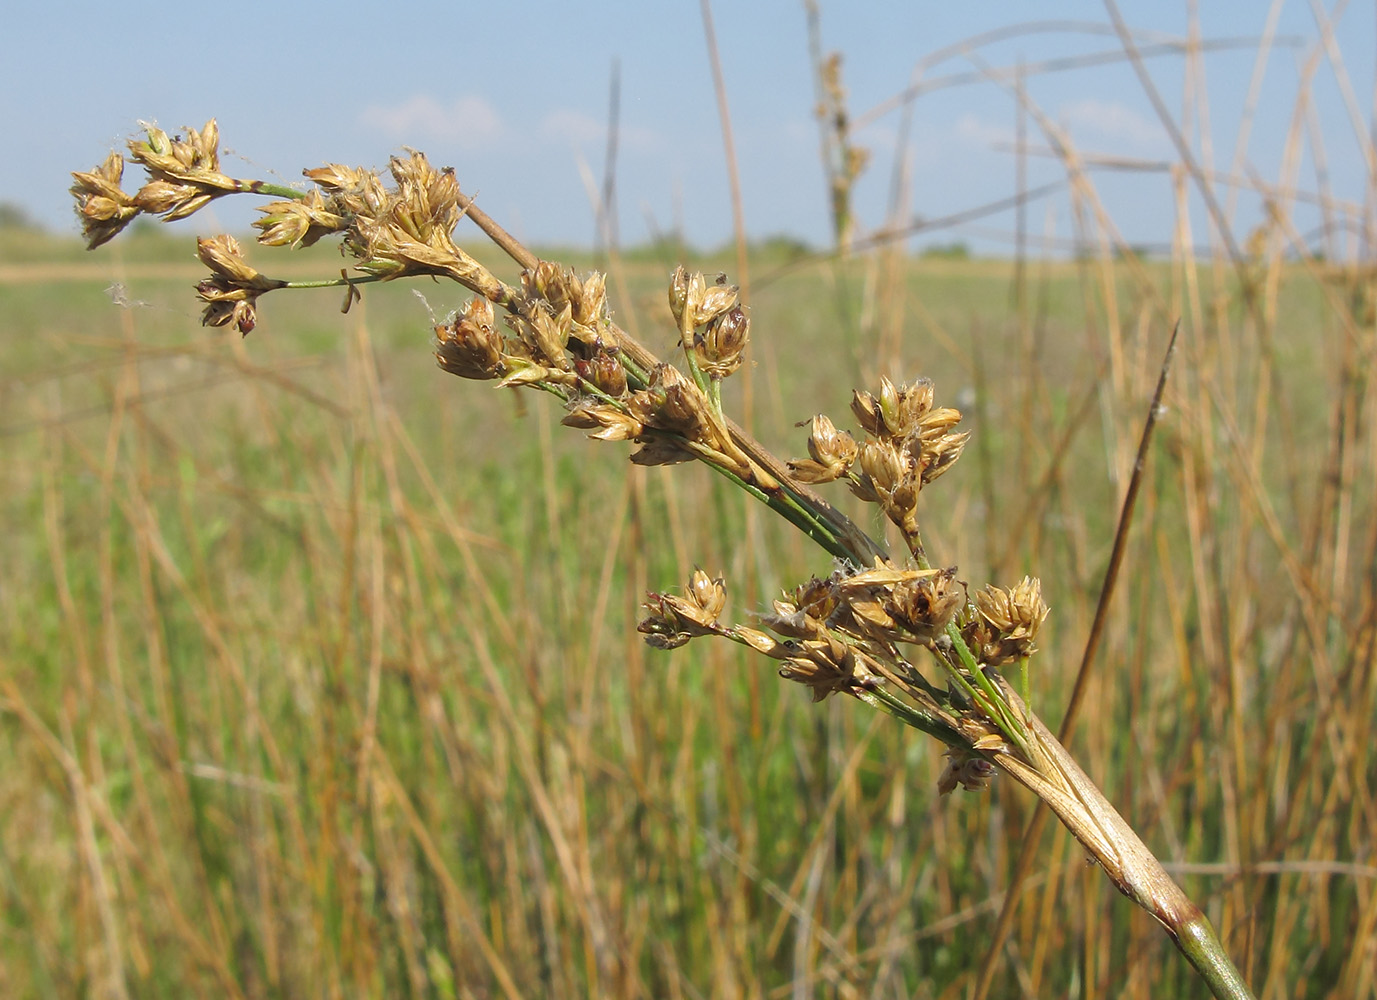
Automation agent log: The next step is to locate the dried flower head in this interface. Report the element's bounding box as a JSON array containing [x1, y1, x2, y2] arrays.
[[254, 189, 347, 248], [693, 278, 740, 328], [627, 436, 695, 468], [884, 566, 965, 641], [937, 749, 998, 794], [638, 569, 727, 648], [850, 439, 919, 533], [962, 576, 1049, 666], [305, 163, 390, 218], [70, 152, 141, 249], [777, 635, 857, 702], [626, 365, 714, 446], [907, 407, 969, 486], [758, 597, 826, 640], [694, 305, 750, 378], [561, 401, 643, 441], [194, 235, 284, 336], [668, 265, 706, 333], [128, 120, 238, 220], [386, 150, 461, 243], [788, 414, 858, 484], [435, 296, 505, 380], [575, 348, 628, 398]]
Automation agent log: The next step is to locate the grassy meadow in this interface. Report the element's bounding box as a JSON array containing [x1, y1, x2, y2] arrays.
[[1, 214, 1373, 999]]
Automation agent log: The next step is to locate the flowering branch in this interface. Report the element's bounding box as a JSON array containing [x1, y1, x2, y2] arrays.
[[71, 119, 1254, 1000]]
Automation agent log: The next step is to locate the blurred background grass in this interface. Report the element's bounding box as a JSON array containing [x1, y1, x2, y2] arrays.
[[2, 209, 1372, 998]]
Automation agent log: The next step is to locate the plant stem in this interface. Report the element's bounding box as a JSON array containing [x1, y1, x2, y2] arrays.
[[279, 274, 389, 291], [1174, 919, 1256, 1000], [233, 179, 308, 200], [703, 461, 854, 562], [988, 678, 1255, 1000]]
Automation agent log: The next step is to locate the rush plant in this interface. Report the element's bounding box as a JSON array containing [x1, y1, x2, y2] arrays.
[[71, 119, 1256, 999]]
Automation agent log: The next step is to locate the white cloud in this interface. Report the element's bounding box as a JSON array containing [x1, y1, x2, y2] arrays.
[[358, 94, 503, 149], [540, 109, 604, 146], [539, 109, 661, 153], [955, 114, 1015, 148], [1060, 99, 1167, 150]]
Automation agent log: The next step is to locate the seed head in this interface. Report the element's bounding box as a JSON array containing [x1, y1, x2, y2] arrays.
[[561, 401, 643, 441], [572, 271, 608, 327], [575, 347, 628, 397], [788, 414, 857, 484], [254, 189, 347, 248], [626, 364, 713, 443], [850, 388, 885, 437], [759, 597, 826, 640], [962, 576, 1049, 666], [693, 279, 740, 328], [70, 152, 141, 249], [850, 439, 918, 532], [694, 305, 750, 378], [628, 437, 694, 467], [885, 566, 965, 641], [777, 637, 857, 702], [638, 569, 727, 648], [387, 150, 460, 242], [127, 120, 238, 220], [435, 296, 504, 380], [668, 266, 707, 333], [194, 235, 283, 336], [305, 163, 390, 218]]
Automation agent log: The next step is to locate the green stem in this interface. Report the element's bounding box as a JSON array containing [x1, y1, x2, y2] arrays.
[[1174, 918, 1256, 1000], [852, 686, 961, 745], [234, 179, 309, 200], [943, 621, 1033, 758], [279, 274, 389, 291], [702, 461, 853, 562]]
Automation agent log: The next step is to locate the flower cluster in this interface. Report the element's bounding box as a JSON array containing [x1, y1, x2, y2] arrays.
[[788, 377, 969, 542], [70, 121, 245, 249], [960, 577, 1049, 666], [668, 266, 751, 379], [194, 235, 286, 335]]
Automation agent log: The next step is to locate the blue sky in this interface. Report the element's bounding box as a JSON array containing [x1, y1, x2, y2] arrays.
[[4, 1, 1373, 254]]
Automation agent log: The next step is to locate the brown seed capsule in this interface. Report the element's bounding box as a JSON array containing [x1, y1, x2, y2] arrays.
[[884, 566, 964, 641], [576, 347, 628, 397], [628, 437, 694, 467], [668, 266, 707, 332], [858, 439, 905, 491], [435, 296, 504, 380], [561, 402, 643, 441], [254, 189, 347, 248], [881, 378, 936, 438], [70, 152, 141, 249], [850, 388, 884, 437], [693, 282, 740, 327], [962, 577, 1049, 666], [197, 235, 258, 283], [637, 570, 728, 649], [777, 636, 861, 703], [695, 305, 750, 378], [686, 568, 727, 624], [788, 414, 857, 483]]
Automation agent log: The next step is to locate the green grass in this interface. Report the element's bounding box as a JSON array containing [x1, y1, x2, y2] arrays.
[[1, 225, 1372, 998]]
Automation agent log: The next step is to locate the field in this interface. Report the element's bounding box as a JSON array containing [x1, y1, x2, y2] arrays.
[[1, 217, 1373, 998]]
